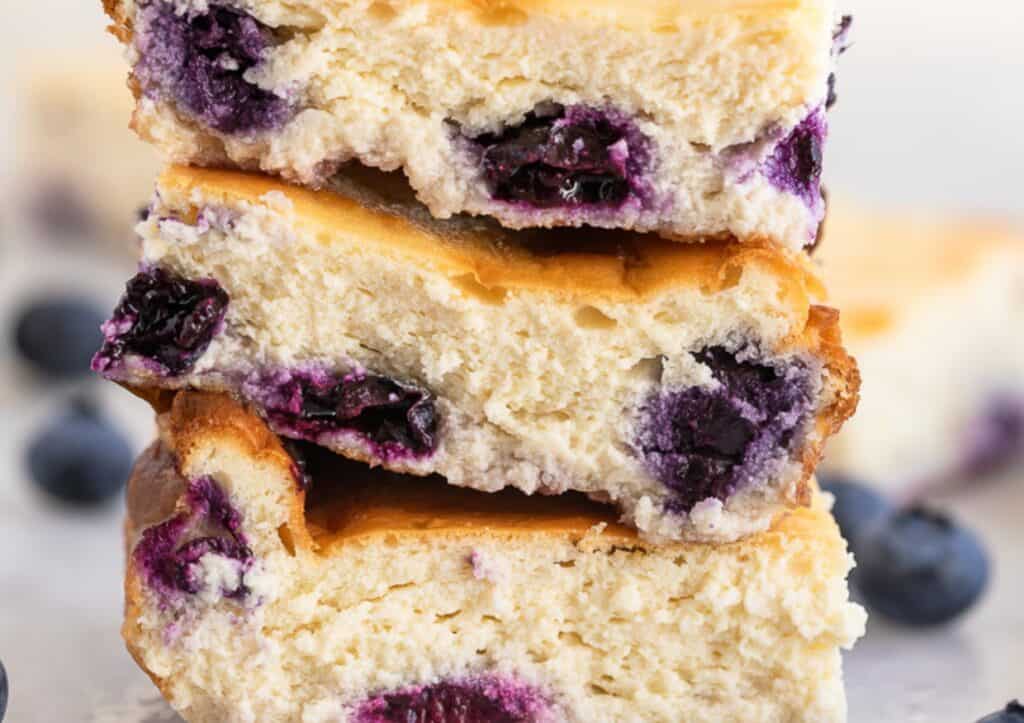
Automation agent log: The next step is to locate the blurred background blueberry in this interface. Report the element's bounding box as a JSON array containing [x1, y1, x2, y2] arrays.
[[12, 295, 105, 379], [25, 398, 133, 506], [977, 701, 1024, 723], [853, 506, 990, 626]]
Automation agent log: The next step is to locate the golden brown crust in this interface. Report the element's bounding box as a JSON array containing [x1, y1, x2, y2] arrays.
[[129, 391, 840, 554], [156, 164, 827, 304]]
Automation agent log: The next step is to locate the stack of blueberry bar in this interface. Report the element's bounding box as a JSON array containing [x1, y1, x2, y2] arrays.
[[94, 0, 865, 720]]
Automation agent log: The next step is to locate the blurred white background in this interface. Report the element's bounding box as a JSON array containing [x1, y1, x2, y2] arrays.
[[1, 1, 1022, 722]]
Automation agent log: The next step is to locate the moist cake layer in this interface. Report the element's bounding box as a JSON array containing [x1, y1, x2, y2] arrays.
[[103, 0, 846, 246], [122, 391, 866, 723], [95, 166, 859, 543], [820, 200, 1024, 489]]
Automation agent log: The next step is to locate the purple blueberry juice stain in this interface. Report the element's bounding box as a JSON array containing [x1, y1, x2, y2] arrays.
[[470, 103, 650, 210], [135, 1, 292, 134], [134, 476, 253, 601], [635, 346, 813, 514], [92, 267, 228, 376], [761, 108, 827, 211], [354, 677, 551, 723], [246, 367, 438, 460]]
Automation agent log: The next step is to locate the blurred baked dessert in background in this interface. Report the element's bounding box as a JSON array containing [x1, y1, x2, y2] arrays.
[[821, 199, 1024, 491], [14, 48, 160, 254]]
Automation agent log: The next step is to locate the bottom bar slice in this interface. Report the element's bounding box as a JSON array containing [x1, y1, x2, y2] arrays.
[[124, 392, 866, 723]]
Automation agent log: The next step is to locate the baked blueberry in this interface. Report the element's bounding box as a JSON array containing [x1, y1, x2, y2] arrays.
[[355, 678, 548, 723], [92, 267, 228, 376], [474, 105, 648, 209], [135, 476, 253, 600], [13, 295, 105, 379], [135, 2, 291, 134], [977, 701, 1024, 723], [254, 368, 438, 458], [818, 474, 890, 551], [853, 506, 989, 626], [637, 347, 812, 513], [26, 402, 133, 506], [762, 110, 826, 207]]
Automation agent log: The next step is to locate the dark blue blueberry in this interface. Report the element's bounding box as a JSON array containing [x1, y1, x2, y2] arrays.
[[0, 658, 7, 721], [473, 104, 647, 208], [636, 347, 812, 513], [854, 506, 989, 626], [356, 679, 545, 723], [818, 473, 890, 551], [92, 267, 229, 376], [977, 701, 1024, 723], [12, 296, 106, 379], [26, 403, 133, 506], [136, 2, 291, 134], [263, 371, 438, 457]]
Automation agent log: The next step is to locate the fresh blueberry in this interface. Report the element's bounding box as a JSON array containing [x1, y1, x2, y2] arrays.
[[0, 658, 7, 721], [26, 402, 133, 506], [977, 701, 1024, 723], [854, 506, 989, 626], [818, 473, 891, 550], [12, 296, 106, 379]]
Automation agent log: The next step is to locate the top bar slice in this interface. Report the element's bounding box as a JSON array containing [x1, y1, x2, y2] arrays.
[[103, 0, 847, 248]]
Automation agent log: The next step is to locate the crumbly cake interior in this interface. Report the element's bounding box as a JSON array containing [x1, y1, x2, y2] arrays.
[[96, 166, 858, 543], [122, 393, 866, 723]]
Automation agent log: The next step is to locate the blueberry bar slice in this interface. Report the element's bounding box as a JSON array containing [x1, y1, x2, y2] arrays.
[[821, 201, 1024, 490], [123, 391, 866, 723], [102, 0, 850, 247], [94, 165, 859, 543]]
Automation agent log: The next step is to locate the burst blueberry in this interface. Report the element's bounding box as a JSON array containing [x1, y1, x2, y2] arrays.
[[92, 267, 229, 376], [762, 110, 827, 207], [253, 368, 439, 458], [853, 506, 989, 626], [135, 1, 292, 134], [636, 347, 812, 513], [135, 476, 253, 600], [355, 678, 549, 723], [473, 104, 648, 208]]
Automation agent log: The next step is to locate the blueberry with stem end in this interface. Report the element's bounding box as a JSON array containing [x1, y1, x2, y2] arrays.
[[26, 402, 133, 506], [13, 296, 106, 379], [853, 506, 989, 626], [977, 701, 1024, 723]]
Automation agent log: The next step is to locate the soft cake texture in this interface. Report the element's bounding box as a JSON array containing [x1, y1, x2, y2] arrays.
[[820, 201, 1024, 490], [103, 0, 843, 246], [122, 392, 866, 723], [96, 165, 859, 543]]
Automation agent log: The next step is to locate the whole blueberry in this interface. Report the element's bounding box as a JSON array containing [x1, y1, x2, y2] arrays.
[[0, 658, 7, 720], [13, 296, 106, 379], [978, 701, 1024, 723], [818, 473, 890, 551], [26, 403, 133, 506], [854, 506, 989, 626]]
